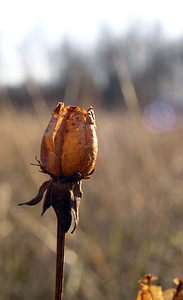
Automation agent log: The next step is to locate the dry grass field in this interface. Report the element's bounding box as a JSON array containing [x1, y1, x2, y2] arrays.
[[1, 97, 183, 300]]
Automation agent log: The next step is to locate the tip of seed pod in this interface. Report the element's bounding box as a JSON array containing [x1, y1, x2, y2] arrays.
[[53, 102, 64, 115]]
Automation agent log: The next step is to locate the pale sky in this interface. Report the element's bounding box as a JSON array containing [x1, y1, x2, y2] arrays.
[[0, 0, 183, 84]]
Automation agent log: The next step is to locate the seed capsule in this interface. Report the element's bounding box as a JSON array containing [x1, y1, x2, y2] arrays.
[[40, 102, 98, 177]]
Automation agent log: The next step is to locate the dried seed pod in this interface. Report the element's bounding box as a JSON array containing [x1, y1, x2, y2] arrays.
[[40, 102, 98, 178], [137, 275, 163, 300]]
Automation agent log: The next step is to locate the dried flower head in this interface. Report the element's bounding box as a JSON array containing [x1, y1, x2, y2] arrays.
[[137, 275, 163, 300], [19, 102, 98, 233]]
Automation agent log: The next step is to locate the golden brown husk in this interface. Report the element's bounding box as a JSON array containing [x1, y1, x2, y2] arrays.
[[40, 102, 98, 177]]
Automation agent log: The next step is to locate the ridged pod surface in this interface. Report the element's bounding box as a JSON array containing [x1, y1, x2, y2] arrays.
[[40, 102, 98, 177]]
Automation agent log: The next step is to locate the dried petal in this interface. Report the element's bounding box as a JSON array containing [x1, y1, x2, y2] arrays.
[[137, 285, 163, 300], [41, 102, 68, 176], [81, 107, 98, 176], [163, 289, 176, 300]]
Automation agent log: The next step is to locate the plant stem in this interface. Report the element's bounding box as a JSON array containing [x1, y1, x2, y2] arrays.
[[55, 219, 66, 300]]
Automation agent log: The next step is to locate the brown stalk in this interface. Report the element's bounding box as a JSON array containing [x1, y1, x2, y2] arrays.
[[55, 219, 66, 300], [51, 179, 82, 300]]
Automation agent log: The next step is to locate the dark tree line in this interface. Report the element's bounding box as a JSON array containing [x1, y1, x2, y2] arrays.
[[4, 26, 183, 109]]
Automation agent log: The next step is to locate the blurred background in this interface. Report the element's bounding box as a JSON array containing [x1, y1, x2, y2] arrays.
[[1, 0, 183, 299]]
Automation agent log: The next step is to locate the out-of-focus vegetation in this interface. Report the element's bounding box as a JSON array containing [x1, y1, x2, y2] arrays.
[[5, 26, 183, 109], [1, 28, 183, 300]]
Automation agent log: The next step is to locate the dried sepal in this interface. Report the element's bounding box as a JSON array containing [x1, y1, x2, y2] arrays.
[[41, 181, 53, 215], [19, 178, 83, 233], [70, 181, 82, 233], [51, 181, 73, 233], [18, 180, 51, 206]]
